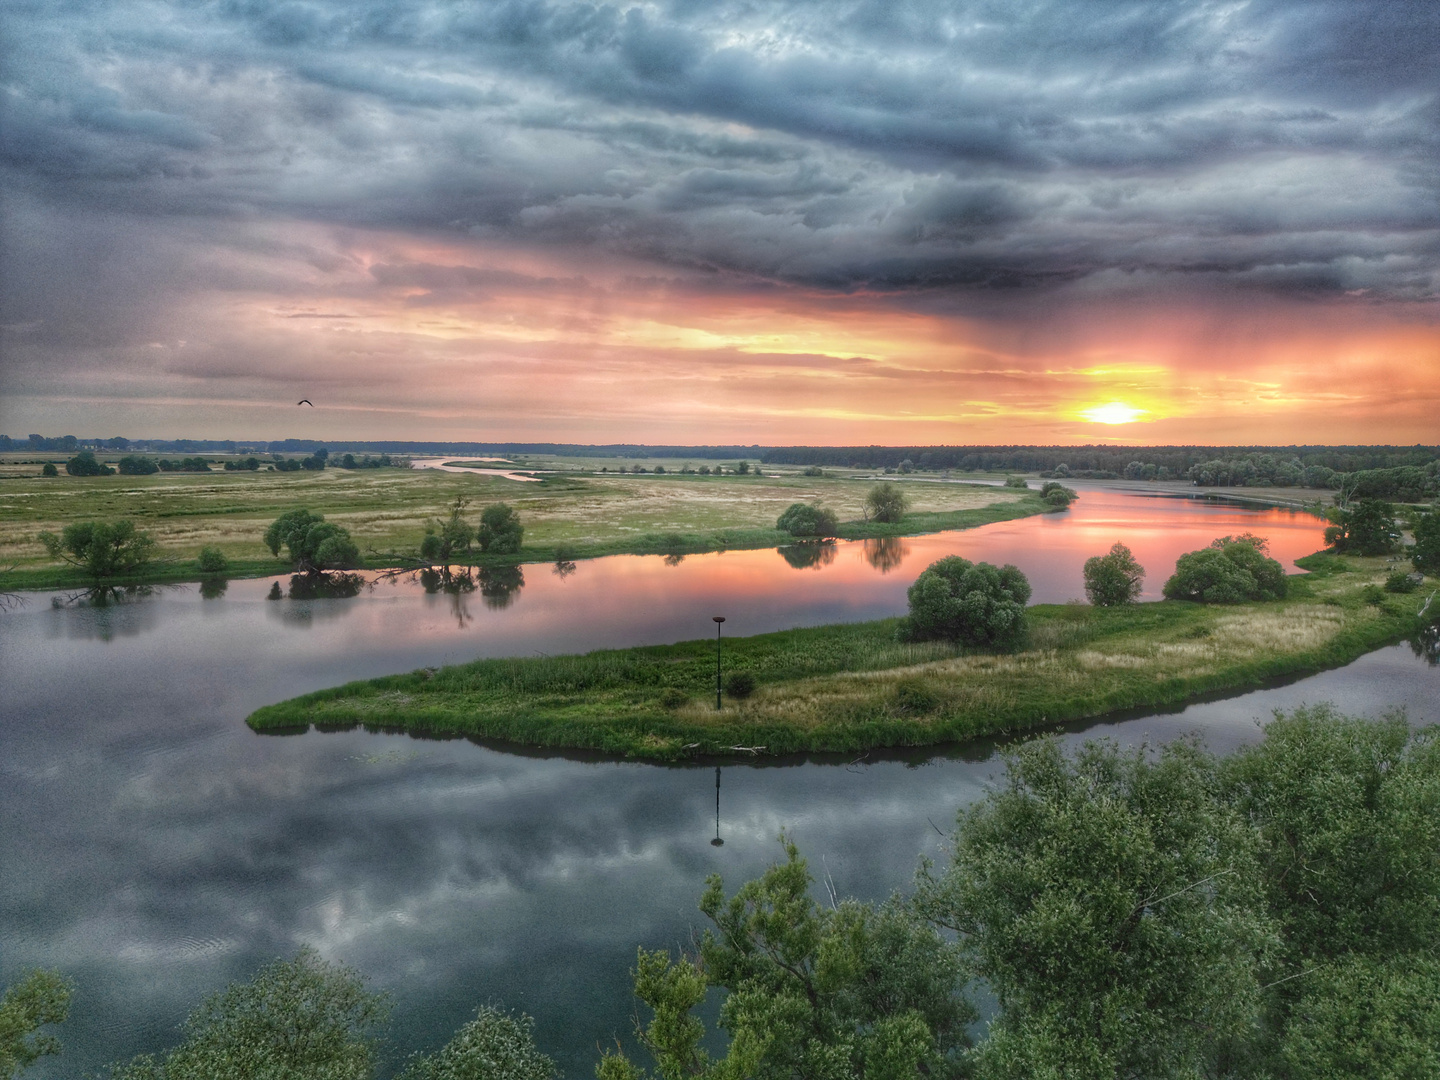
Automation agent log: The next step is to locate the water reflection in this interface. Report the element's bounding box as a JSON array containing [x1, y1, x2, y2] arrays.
[[553, 559, 578, 580], [420, 568, 478, 629], [478, 565, 524, 609], [711, 766, 724, 846], [864, 536, 910, 574], [198, 578, 228, 600], [779, 541, 837, 570], [287, 572, 366, 601]]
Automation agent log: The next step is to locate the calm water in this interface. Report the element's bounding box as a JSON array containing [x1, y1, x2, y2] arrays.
[[3, 489, 1436, 1077]]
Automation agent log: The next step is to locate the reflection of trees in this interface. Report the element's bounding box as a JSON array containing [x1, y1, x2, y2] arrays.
[[1410, 618, 1440, 666], [553, 559, 577, 580], [199, 578, 229, 600], [479, 565, 525, 609], [420, 567, 476, 628], [664, 553, 686, 567], [779, 542, 837, 571], [286, 572, 365, 600], [52, 584, 156, 608], [864, 536, 910, 574]]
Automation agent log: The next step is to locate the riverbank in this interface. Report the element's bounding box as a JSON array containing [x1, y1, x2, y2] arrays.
[[247, 553, 1435, 758]]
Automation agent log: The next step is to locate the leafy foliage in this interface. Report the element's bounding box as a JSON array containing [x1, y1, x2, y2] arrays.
[[1412, 508, 1440, 575], [863, 483, 909, 524], [477, 503, 524, 554], [421, 497, 475, 563], [1324, 499, 1400, 555], [117, 455, 159, 475], [396, 1007, 556, 1080], [39, 520, 157, 579], [263, 509, 360, 571], [775, 502, 839, 537], [196, 546, 229, 575], [1083, 543, 1145, 606], [897, 556, 1031, 647], [723, 671, 756, 699], [0, 970, 72, 1079], [1038, 481, 1077, 510], [65, 450, 113, 476], [1162, 535, 1287, 603], [40, 463, 58, 476]]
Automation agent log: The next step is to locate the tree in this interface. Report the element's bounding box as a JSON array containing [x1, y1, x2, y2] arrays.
[[39, 521, 157, 579], [109, 948, 388, 1080], [897, 556, 1031, 648], [1039, 481, 1077, 510], [598, 839, 972, 1080], [197, 547, 229, 575], [1324, 499, 1400, 555], [1003, 476, 1028, 489], [1083, 543, 1145, 606], [421, 498, 475, 563], [396, 1007, 556, 1080], [40, 464, 57, 477], [776, 502, 838, 537], [0, 970, 72, 1079], [864, 482, 909, 524], [65, 450, 113, 477], [919, 737, 1274, 1080], [1411, 508, 1440, 575], [477, 503, 523, 554], [263, 510, 359, 572], [1162, 535, 1287, 603], [117, 455, 159, 475]]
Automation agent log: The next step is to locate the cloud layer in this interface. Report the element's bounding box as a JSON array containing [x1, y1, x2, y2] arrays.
[[2, 0, 1437, 440]]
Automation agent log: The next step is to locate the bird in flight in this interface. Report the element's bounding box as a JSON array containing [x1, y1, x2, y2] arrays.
[[297, 399, 314, 406]]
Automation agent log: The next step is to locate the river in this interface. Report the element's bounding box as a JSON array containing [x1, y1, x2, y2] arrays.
[[2, 487, 1436, 1077]]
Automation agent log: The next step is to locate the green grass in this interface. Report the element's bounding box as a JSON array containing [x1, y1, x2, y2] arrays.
[[0, 461, 1039, 590], [248, 553, 1437, 760]]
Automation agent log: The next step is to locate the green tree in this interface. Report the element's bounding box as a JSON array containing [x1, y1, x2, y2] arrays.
[[263, 510, 360, 572], [864, 483, 909, 524], [1083, 543, 1145, 606], [1162, 535, 1287, 603], [396, 1007, 555, 1080], [599, 838, 972, 1080], [776, 502, 839, 537], [919, 737, 1275, 1080], [196, 547, 229, 575], [0, 970, 72, 1079], [1324, 499, 1400, 555], [39, 521, 157, 579], [109, 948, 388, 1080], [477, 504, 523, 555], [1003, 475, 1029, 489], [897, 556, 1031, 648], [117, 455, 159, 475], [65, 450, 113, 476], [421, 498, 476, 563], [40, 463, 58, 477], [1411, 508, 1440, 575], [1039, 481, 1077, 510]]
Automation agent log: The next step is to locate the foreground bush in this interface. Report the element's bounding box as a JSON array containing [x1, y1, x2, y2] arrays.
[[1163, 534, 1287, 603], [897, 556, 1031, 647], [0, 970, 71, 1078], [1084, 542, 1145, 606], [38, 521, 157, 580], [776, 502, 838, 537]]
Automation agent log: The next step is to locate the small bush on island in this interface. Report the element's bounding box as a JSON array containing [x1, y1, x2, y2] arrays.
[[1083, 542, 1145, 606], [39, 520, 157, 579], [196, 547, 229, 575], [864, 482, 909, 523], [776, 502, 838, 537], [1163, 534, 1287, 604], [897, 555, 1031, 648], [263, 509, 360, 572], [1039, 480, 1077, 510], [477, 503, 523, 555], [1325, 499, 1401, 555], [64, 451, 113, 477]]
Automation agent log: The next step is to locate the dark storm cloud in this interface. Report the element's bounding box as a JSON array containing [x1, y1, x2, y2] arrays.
[[1, 0, 1437, 302]]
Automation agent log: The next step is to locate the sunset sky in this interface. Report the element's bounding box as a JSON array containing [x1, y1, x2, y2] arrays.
[[2, 0, 1436, 444]]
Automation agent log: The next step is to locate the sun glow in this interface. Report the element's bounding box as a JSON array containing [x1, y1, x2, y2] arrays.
[[1080, 401, 1149, 425]]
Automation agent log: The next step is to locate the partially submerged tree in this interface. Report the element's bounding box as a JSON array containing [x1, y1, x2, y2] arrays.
[[263, 509, 360, 572], [864, 482, 909, 524], [477, 503, 524, 555], [776, 502, 838, 537], [1083, 542, 1145, 606], [897, 556, 1031, 647], [0, 970, 72, 1079], [39, 521, 157, 579], [1163, 535, 1287, 603], [1039, 480, 1077, 510]]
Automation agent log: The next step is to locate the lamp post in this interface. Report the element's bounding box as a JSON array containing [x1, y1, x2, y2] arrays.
[[712, 616, 726, 709]]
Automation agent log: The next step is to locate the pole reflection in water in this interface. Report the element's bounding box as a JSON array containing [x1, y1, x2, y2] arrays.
[[711, 766, 724, 847]]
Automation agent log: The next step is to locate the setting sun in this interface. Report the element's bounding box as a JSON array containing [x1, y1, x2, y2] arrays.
[[1080, 402, 1150, 425]]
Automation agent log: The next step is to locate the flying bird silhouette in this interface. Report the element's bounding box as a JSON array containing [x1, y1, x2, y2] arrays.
[[297, 399, 313, 406]]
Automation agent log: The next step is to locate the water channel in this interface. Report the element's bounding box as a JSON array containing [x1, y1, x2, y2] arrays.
[[2, 488, 1437, 1077]]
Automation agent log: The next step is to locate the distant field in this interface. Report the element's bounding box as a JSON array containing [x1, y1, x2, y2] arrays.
[[0, 455, 1030, 586]]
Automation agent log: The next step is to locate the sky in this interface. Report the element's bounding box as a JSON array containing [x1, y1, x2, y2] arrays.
[[1, 0, 1437, 445]]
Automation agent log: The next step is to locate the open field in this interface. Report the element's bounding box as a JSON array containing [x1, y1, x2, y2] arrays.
[[249, 553, 1437, 758], [0, 457, 1035, 589]]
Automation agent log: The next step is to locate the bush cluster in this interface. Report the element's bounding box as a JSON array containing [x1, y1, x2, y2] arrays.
[[1163, 534, 1288, 603]]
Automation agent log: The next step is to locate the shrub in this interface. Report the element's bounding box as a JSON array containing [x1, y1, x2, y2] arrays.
[[421, 497, 475, 563], [1083, 543, 1145, 606], [897, 555, 1031, 648], [659, 687, 688, 709], [40, 463, 57, 477], [1385, 570, 1419, 594], [263, 509, 360, 571], [477, 504, 523, 554], [864, 482, 909, 524], [1162, 535, 1287, 603], [1039, 481, 1077, 510], [117, 455, 159, 475], [1413, 510, 1440, 575], [39, 520, 157, 579], [65, 451, 113, 477], [801, 465, 825, 477], [776, 502, 839, 537], [724, 671, 756, 699], [197, 547, 230, 575], [1325, 499, 1400, 555], [1003, 475, 1029, 489]]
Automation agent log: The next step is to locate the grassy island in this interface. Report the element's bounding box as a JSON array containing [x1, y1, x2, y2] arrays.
[[248, 553, 1436, 758]]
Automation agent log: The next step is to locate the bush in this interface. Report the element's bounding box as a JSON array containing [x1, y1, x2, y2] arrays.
[[864, 482, 909, 524], [477, 504, 524, 554], [1004, 475, 1029, 489], [65, 450, 113, 477], [897, 556, 1031, 648], [801, 465, 825, 477], [263, 509, 360, 571], [197, 547, 229, 575], [776, 502, 839, 537], [40, 463, 57, 476], [1413, 510, 1440, 576], [117, 455, 159, 475], [1385, 570, 1419, 594], [39, 520, 157, 579], [1039, 481, 1077, 510], [724, 671, 756, 699], [1083, 543, 1145, 606], [1162, 535, 1287, 603], [659, 687, 688, 709], [1325, 499, 1400, 555]]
